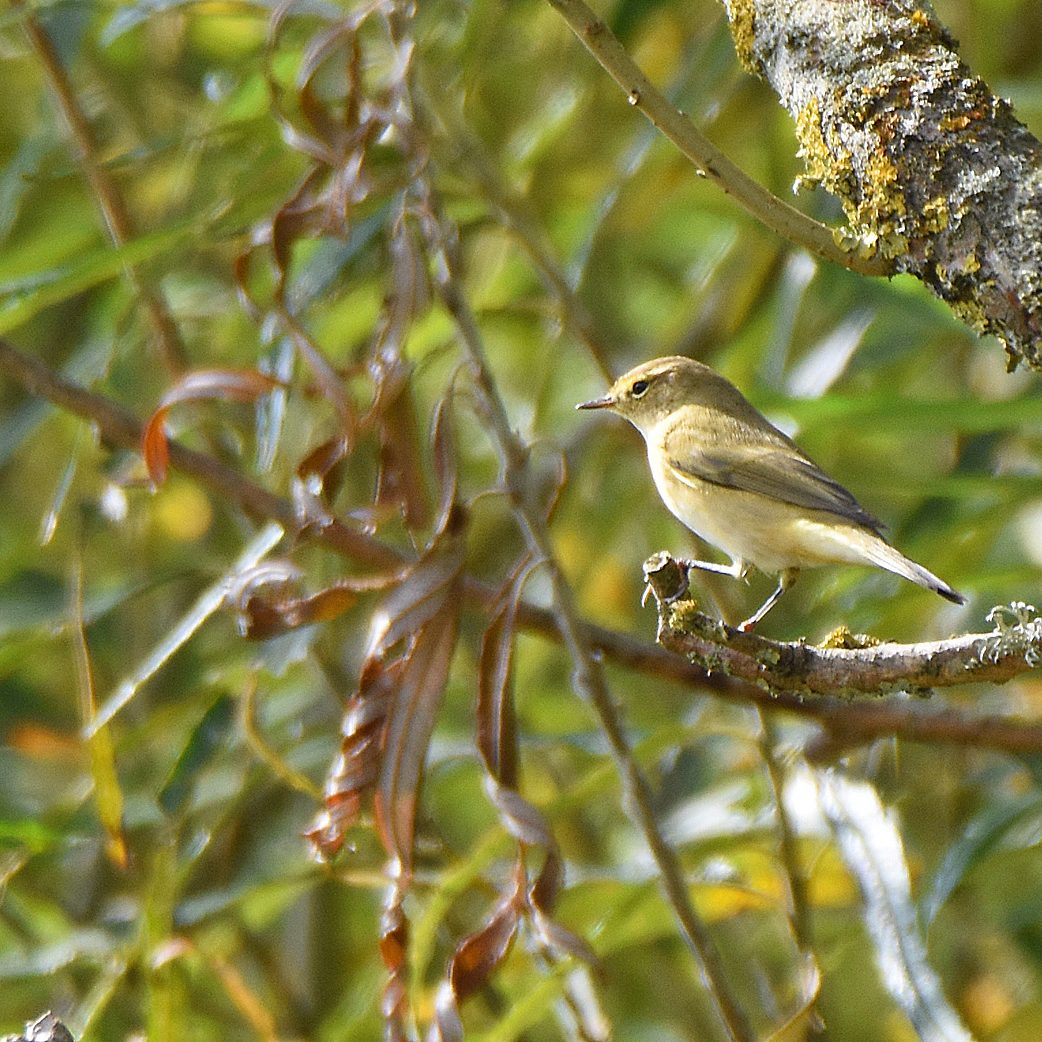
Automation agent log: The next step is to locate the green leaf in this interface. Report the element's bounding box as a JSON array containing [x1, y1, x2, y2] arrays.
[[158, 694, 235, 816], [0, 218, 202, 336], [920, 794, 1042, 928]]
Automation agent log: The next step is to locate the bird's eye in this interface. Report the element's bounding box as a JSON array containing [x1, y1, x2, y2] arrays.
[[631, 379, 650, 398]]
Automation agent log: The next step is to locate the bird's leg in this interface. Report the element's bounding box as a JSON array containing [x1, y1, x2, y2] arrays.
[[738, 568, 799, 632], [646, 556, 746, 607], [677, 557, 748, 579]]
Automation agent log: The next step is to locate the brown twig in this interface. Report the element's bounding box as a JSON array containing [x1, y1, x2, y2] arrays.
[[14, 2, 188, 374], [543, 0, 891, 278], [758, 717, 814, 950], [5, 336, 1042, 763], [0, 337, 399, 570], [756, 714, 825, 1037], [418, 94, 617, 382]]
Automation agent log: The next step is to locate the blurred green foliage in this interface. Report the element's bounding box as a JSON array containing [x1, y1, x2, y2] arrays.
[[1, 1, 1042, 1040]]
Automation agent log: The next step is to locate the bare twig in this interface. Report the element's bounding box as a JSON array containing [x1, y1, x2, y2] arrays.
[[5, 337, 1042, 760], [419, 96, 616, 381], [424, 232, 759, 1042], [543, 0, 891, 277], [758, 716, 814, 954], [14, 2, 188, 373], [241, 675, 325, 802], [0, 337, 399, 570]]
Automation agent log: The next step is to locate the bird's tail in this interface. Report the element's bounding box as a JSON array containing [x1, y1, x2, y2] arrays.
[[860, 538, 966, 605]]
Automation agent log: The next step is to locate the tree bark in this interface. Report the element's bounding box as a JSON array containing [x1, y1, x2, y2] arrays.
[[723, 0, 1042, 370], [643, 552, 1042, 698]]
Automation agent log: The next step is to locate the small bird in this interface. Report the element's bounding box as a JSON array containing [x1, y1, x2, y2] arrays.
[[577, 356, 965, 630]]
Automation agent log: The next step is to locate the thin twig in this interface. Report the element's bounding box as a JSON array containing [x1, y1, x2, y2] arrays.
[[14, 1, 188, 373], [757, 716, 815, 956], [419, 93, 616, 381], [543, 0, 892, 277], [241, 674, 325, 802], [0, 337, 399, 570], [426, 249, 758, 1040], [756, 713, 826, 1038], [5, 337, 1042, 757]]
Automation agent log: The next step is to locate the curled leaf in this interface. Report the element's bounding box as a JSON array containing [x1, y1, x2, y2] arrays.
[[142, 369, 283, 484], [306, 520, 466, 863], [305, 660, 399, 860], [374, 540, 464, 871], [449, 888, 522, 1003]]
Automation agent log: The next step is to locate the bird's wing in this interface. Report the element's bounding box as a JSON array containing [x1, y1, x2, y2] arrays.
[[666, 429, 885, 534]]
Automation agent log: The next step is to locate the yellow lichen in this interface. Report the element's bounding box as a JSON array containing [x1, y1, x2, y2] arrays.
[[725, 0, 758, 75], [796, 97, 855, 196], [940, 113, 972, 132], [947, 292, 991, 337], [920, 196, 950, 235], [726, 0, 759, 75], [819, 626, 881, 650], [852, 148, 906, 241]]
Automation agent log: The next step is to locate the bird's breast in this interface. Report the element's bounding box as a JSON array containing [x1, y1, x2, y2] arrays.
[[644, 441, 874, 573]]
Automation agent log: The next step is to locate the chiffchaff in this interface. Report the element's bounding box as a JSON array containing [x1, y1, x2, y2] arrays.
[[577, 356, 965, 631]]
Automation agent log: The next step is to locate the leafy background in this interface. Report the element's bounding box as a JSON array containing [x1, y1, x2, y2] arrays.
[[2, 0, 1042, 1040]]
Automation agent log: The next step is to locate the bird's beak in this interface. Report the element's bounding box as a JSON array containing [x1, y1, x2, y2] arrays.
[[576, 393, 615, 410]]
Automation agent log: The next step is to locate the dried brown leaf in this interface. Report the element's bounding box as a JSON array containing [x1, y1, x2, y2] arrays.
[[449, 896, 521, 1002], [431, 392, 459, 537], [366, 527, 464, 661], [476, 561, 531, 789], [142, 368, 283, 483], [298, 22, 358, 147], [307, 519, 466, 863], [380, 883, 411, 1042], [305, 659, 399, 860], [371, 353, 430, 531], [297, 435, 350, 485], [374, 571, 462, 870], [266, 7, 338, 166], [240, 584, 357, 639]]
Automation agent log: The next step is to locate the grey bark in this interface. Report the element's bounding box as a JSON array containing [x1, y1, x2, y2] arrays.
[[723, 0, 1042, 370], [643, 552, 1042, 698]]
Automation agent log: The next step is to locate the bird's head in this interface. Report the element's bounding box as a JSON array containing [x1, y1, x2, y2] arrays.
[[576, 356, 730, 434]]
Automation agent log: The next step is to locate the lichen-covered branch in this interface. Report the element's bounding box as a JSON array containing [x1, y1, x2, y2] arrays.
[[1, 1011, 74, 1042], [723, 0, 1042, 370], [645, 552, 1042, 698]]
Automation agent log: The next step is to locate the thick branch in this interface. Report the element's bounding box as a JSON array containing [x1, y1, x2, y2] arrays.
[[722, 0, 1042, 370], [645, 552, 1042, 698]]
